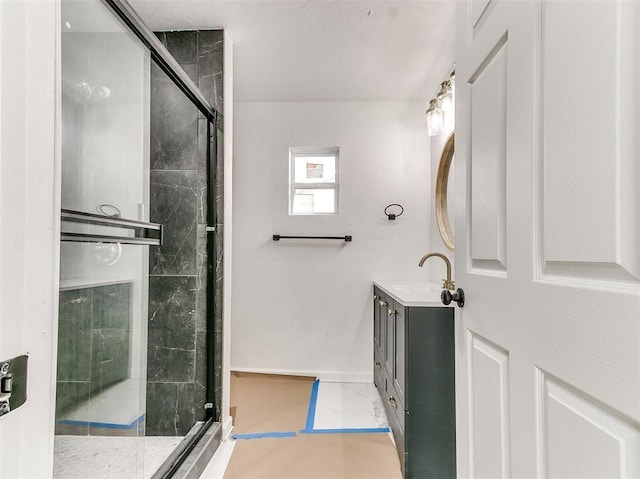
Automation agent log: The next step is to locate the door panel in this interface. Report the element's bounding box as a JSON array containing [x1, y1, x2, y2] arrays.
[[469, 35, 508, 273], [373, 292, 383, 390], [385, 303, 395, 379], [393, 306, 405, 407], [539, 0, 639, 282], [379, 294, 388, 376], [456, 1, 640, 478], [471, 0, 493, 31], [374, 292, 381, 350], [468, 332, 510, 479], [538, 372, 640, 479]]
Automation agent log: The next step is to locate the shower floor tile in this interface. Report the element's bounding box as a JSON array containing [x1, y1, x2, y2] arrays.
[[53, 435, 182, 479], [57, 378, 144, 428]]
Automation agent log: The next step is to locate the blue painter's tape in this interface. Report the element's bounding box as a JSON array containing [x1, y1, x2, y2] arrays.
[[233, 431, 297, 440], [304, 379, 320, 431], [300, 427, 391, 435], [57, 414, 145, 430]]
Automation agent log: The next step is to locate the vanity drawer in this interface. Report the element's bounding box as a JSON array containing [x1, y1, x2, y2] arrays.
[[383, 382, 406, 475], [386, 386, 405, 438], [373, 352, 384, 392]]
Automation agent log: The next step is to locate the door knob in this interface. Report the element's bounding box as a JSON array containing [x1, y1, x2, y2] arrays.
[[441, 288, 465, 307]]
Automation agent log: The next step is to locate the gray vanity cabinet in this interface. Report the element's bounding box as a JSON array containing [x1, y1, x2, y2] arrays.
[[373, 286, 456, 479]]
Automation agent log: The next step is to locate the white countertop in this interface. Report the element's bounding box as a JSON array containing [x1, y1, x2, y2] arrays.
[[374, 280, 450, 307]]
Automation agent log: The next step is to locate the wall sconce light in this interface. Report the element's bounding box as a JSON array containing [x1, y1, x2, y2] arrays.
[[426, 70, 455, 137], [437, 81, 453, 114], [426, 99, 443, 136]]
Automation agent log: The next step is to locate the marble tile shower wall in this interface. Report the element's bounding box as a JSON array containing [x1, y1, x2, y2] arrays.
[[56, 283, 132, 422], [147, 30, 223, 436]]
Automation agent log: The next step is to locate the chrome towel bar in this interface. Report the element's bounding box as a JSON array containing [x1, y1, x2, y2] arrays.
[[61, 208, 163, 246]]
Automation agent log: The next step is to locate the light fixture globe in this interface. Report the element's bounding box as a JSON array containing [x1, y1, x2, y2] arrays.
[[426, 98, 443, 136], [437, 80, 454, 114]]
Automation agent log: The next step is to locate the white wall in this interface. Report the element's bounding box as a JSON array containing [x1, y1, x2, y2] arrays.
[[232, 101, 434, 382]]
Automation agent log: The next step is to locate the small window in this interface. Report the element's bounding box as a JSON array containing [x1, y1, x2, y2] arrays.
[[289, 147, 339, 215]]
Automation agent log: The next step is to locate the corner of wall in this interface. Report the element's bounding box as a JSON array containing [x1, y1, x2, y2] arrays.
[[221, 415, 234, 440], [221, 30, 233, 430]]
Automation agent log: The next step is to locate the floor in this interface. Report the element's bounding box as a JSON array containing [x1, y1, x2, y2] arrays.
[[52, 381, 391, 478], [199, 381, 391, 478], [56, 378, 144, 428], [53, 435, 182, 479], [54, 377, 177, 478]]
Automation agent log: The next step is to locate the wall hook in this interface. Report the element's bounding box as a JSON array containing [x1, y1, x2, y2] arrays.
[[384, 204, 404, 220]]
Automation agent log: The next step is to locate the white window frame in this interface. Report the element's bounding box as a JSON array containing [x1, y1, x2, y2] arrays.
[[289, 146, 339, 215]]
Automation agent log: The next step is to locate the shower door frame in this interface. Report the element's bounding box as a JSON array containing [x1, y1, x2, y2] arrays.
[[58, 0, 222, 475], [103, 0, 223, 458]]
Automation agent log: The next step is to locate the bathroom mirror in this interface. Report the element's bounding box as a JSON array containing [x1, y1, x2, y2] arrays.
[[436, 132, 455, 250]]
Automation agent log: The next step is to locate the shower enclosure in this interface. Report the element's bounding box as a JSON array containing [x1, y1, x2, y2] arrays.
[[55, 0, 221, 477]]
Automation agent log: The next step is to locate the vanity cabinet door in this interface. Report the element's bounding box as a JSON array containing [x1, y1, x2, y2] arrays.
[[379, 294, 388, 370], [373, 292, 381, 351], [384, 301, 396, 379], [393, 305, 406, 407], [373, 291, 384, 390]]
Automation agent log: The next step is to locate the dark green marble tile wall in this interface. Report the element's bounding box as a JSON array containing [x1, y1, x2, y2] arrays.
[[56, 283, 132, 418], [149, 170, 198, 275], [148, 30, 224, 436], [150, 62, 199, 170]]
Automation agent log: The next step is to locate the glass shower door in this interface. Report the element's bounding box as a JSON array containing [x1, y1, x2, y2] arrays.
[[54, 0, 152, 477]]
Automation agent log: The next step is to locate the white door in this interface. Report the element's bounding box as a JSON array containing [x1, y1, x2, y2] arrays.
[[0, 1, 59, 477], [455, 1, 640, 477]]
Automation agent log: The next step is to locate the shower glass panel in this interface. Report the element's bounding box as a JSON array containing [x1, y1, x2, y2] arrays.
[[55, 0, 150, 477]]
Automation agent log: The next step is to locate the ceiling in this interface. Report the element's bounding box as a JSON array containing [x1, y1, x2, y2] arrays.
[[129, 0, 456, 103]]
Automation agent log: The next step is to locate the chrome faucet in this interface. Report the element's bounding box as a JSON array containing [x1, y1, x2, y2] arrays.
[[418, 252, 455, 290]]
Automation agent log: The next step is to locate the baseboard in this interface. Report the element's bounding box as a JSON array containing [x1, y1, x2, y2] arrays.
[[231, 367, 373, 383], [222, 415, 234, 441]]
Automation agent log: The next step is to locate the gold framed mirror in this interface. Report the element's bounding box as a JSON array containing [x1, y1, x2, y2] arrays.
[[436, 132, 455, 250]]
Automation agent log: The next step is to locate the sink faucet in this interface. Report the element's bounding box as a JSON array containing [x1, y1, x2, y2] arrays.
[[418, 252, 454, 290]]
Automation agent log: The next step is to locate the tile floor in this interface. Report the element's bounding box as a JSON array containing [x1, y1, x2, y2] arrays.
[[200, 381, 390, 478], [57, 378, 144, 427], [53, 435, 182, 479], [54, 378, 178, 479]]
